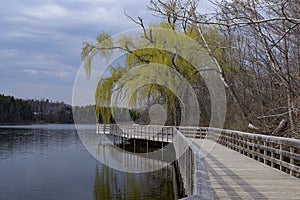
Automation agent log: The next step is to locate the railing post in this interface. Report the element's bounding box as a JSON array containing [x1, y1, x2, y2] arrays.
[[140, 126, 143, 139], [271, 143, 274, 168], [184, 150, 187, 184], [152, 127, 154, 141], [257, 140, 262, 162], [161, 142, 164, 160], [258, 140, 263, 162], [147, 126, 149, 139], [244, 137, 247, 156], [280, 144, 283, 171], [290, 146, 294, 176], [252, 138, 256, 159], [230, 133, 233, 149], [238, 136, 242, 154], [234, 134, 237, 150], [167, 127, 169, 142], [246, 138, 250, 157], [241, 136, 244, 155], [264, 141, 267, 164], [172, 127, 174, 140]]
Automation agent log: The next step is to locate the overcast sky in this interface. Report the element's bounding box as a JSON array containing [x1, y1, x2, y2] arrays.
[[0, 0, 157, 104], [0, 0, 211, 105]]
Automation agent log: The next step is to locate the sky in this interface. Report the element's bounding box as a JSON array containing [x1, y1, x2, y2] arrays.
[[0, 0, 211, 105], [0, 0, 157, 104]]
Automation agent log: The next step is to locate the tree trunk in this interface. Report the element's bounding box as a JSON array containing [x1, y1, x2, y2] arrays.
[[272, 119, 288, 136], [287, 93, 295, 131]]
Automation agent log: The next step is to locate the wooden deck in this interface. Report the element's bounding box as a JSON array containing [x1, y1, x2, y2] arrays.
[[194, 139, 300, 199], [97, 124, 300, 199]]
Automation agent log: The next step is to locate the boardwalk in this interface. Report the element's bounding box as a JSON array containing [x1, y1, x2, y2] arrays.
[[194, 139, 300, 199], [96, 124, 300, 199]]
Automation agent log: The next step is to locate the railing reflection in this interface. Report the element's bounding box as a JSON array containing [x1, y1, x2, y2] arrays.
[[78, 128, 175, 173]]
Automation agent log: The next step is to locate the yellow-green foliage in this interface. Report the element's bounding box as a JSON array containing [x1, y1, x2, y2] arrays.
[[82, 33, 113, 79], [95, 66, 126, 124], [81, 22, 234, 124]]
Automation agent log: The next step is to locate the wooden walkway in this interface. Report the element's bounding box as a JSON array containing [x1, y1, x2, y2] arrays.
[[194, 139, 300, 199]]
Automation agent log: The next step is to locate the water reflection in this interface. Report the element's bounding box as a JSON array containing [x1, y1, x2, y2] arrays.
[[0, 125, 176, 200], [78, 129, 176, 173], [93, 163, 175, 200]]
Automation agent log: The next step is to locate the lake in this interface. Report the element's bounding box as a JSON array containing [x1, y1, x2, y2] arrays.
[[0, 124, 175, 200]]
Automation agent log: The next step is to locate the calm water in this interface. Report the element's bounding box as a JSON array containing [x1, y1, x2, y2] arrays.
[[0, 124, 175, 200]]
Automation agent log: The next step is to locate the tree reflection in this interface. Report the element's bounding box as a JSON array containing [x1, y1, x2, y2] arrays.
[[93, 163, 175, 200], [93, 164, 112, 200]]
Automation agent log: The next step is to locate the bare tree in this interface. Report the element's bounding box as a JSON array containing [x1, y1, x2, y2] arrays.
[[149, 0, 300, 135]]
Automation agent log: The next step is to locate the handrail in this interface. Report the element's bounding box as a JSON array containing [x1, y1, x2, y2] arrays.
[[97, 124, 175, 143], [173, 128, 214, 200], [96, 124, 214, 199], [96, 124, 300, 198], [177, 126, 300, 145], [178, 127, 300, 178]]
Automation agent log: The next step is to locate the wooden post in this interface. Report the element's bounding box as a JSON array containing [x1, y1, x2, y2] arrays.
[[258, 140, 262, 162], [264, 141, 267, 164], [243, 137, 246, 155], [227, 133, 230, 148], [242, 137, 246, 155], [147, 140, 149, 155], [233, 134, 236, 150], [238, 136, 242, 154], [271, 143, 274, 168], [152, 127, 154, 141], [123, 137, 125, 150], [280, 144, 283, 171], [247, 138, 250, 157], [290, 146, 294, 176], [140, 126, 142, 139], [161, 143, 164, 160], [257, 140, 261, 162], [167, 128, 169, 142], [252, 139, 255, 159]]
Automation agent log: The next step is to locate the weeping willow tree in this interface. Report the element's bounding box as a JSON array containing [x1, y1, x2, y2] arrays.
[[81, 22, 228, 126]]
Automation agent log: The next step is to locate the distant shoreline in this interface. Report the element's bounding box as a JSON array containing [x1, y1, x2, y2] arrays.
[[0, 122, 74, 126]]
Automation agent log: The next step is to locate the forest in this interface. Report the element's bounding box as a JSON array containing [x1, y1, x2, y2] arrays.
[[0, 94, 140, 125], [0, 94, 73, 124], [81, 0, 300, 138]]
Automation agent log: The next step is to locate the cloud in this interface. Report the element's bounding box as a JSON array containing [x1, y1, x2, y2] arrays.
[[20, 4, 70, 20], [22, 69, 39, 75], [0, 0, 158, 103], [0, 49, 16, 55]]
